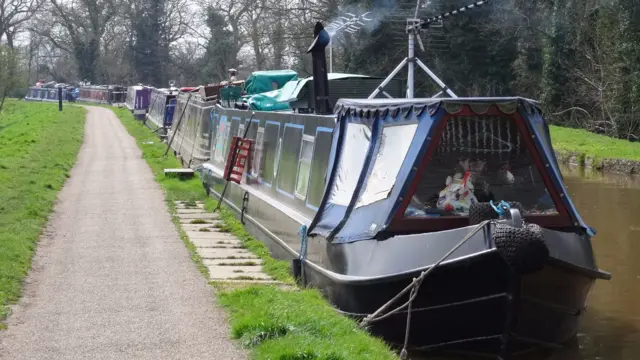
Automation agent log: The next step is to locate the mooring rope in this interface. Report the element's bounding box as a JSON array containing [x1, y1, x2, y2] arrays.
[[359, 219, 492, 359]]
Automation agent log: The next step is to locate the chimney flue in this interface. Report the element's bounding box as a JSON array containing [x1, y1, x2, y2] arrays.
[[307, 22, 331, 115]]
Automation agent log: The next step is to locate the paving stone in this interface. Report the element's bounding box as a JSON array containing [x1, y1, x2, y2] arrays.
[[179, 224, 220, 232], [203, 258, 263, 266], [176, 212, 220, 220], [175, 208, 209, 214], [190, 237, 243, 249], [186, 231, 238, 240], [207, 265, 273, 281], [196, 247, 258, 259]]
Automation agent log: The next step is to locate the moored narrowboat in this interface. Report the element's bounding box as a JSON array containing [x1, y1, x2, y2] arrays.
[[125, 85, 152, 119], [146, 87, 179, 134], [177, 19, 610, 359]]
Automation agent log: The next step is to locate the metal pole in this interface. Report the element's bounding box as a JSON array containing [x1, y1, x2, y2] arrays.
[[58, 87, 63, 111], [367, 58, 409, 99], [407, 31, 415, 99], [415, 59, 458, 98], [329, 39, 333, 73]]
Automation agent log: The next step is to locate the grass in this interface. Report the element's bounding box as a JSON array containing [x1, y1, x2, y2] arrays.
[[550, 125, 640, 162], [219, 287, 397, 360], [0, 100, 86, 325], [111, 106, 398, 359]]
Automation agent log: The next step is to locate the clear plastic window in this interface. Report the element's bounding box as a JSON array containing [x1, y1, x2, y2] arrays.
[[404, 115, 558, 218], [328, 123, 371, 207], [357, 123, 417, 207]]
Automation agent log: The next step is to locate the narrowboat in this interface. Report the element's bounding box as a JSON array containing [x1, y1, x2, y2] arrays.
[[175, 21, 610, 359], [77, 85, 127, 105], [146, 87, 179, 134], [24, 83, 74, 102], [125, 85, 153, 119]]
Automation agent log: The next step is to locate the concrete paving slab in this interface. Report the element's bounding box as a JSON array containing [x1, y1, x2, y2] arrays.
[[0, 106, 246, 360], [186, 231, 238, 241], [189, 238, 243, 249], [197, 248, 258, 259], [208, 266, 273, 281], [204, 259, 264, 266], [175, 212, 220, 220]]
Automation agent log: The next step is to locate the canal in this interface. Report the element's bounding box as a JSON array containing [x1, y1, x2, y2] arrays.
[[416, 165, 640, 360]]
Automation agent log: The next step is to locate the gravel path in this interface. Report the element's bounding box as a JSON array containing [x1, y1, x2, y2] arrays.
[[0, 106, 246, 360]]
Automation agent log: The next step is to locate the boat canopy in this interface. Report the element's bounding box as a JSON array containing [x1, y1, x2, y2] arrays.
[[307, 97, 592, 243], [243, 69, 299, 95]]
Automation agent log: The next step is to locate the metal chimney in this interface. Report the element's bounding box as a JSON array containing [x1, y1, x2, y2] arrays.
[[307, 22, 331, 115]]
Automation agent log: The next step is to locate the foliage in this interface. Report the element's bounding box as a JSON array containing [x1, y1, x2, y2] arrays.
[[0, 100, 86, 323]]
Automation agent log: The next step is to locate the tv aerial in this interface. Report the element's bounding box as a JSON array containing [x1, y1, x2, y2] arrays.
[[369, 0, 493, 99], [325, 11, 373, 73]]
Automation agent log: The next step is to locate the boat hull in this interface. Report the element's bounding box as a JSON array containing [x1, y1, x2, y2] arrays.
[[303, 250, 596, 356]]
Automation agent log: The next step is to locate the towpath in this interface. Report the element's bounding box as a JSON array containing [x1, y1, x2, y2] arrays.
[[0, 106, 246, 360]]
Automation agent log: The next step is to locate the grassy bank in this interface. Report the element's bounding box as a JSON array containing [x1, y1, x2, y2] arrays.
[[112, 107, 398, 360], [550, 125, 640, 163], [0, 100, 86, 325]]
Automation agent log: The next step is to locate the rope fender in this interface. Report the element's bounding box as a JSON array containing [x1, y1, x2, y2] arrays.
[[470, 201, 549, 274], [494, 222, 548, 275]]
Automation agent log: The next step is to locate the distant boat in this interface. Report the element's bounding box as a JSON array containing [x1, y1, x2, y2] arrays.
[[125, 85, 153, 119]]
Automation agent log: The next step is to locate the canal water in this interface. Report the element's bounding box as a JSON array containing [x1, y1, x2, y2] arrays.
[[416, 165, 640, 360]]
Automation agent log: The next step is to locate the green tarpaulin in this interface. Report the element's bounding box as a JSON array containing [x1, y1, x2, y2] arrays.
[[243, 70, 298, 95]]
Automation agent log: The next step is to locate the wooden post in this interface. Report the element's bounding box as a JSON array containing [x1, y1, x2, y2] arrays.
[[58, 87, 63, 111]]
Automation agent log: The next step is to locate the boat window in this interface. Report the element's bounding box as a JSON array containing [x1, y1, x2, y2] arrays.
[[225, 118, 240, 161], [295, 135, 315, 199], [261, 122, 280, 186], [404, 115, 558, 218], [329, 123, 371, 207], [356, 123, 418, 208], [277, 124, 304, 196], [307, 128, 333, 209], [251, 127, 265, 178], [246, 120, 259, 140]]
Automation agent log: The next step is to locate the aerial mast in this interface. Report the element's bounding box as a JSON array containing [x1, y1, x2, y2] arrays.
[[368, 0, 493, 99]]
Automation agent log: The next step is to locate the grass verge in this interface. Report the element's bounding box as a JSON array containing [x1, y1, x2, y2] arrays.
[[0, 100, 86, 326], [111, 106, 398, 359], [550, 125, 640, 162]]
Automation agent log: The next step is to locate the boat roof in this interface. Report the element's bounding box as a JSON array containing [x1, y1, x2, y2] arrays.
[[335, 97, 541, 114]]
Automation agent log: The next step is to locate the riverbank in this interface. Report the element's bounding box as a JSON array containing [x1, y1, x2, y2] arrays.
[[0, 100, 86, 325], [550, 125, 640, 174], [112, 106, 399, 360]]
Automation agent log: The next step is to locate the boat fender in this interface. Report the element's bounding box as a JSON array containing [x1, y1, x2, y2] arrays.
[[493, 222, 549, 274], [469, 202, 523, 225]]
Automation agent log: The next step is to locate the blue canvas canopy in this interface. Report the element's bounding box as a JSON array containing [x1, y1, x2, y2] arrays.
[[307, 97, 592, 243]]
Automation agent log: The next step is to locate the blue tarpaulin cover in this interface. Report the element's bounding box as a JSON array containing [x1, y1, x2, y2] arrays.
[[307, 97, 591, 243]]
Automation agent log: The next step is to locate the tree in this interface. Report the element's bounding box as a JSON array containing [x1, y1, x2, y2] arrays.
[[34, 0, 119, 83], [0, 0, 43, 48], [0, 45, 20, 111]]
